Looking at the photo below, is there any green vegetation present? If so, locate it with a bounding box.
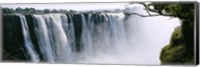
[2,7,123,15]
[160,26,194,64]
[146,2,195,64]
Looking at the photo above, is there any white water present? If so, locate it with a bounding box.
[33,14,73,63]
[21,12,181,64]
[78,13,128,60]
[19,15,40,62]
[75,14,181,64]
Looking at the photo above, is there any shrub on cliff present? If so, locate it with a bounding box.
[160,26,194,64]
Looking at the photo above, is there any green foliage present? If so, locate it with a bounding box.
[151,3,195,64]
[160,26,194,64]
[2,8,15,14]
[170,26,183,46]
[149,2,194,20]
[160,44,186,64]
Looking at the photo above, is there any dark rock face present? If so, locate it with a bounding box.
[72,14,83,52]
[3,15,29,61]
[25,15,44,61]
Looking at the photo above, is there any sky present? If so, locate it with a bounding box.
[0,3,130,11]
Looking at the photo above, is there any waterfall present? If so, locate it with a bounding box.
[18,15,40,62]
[32,15,55,63]
[26,13,127,63]
[78,13,127,58]
[10,12,179,64]
[33,14,73,63]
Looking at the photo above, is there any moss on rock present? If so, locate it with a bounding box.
[160,26,194,64]
[169,26,184,46]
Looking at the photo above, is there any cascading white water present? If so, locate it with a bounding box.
[19,12,180,64]
[79,13,127,59]
[32,15,56,63]
[75,13,133,63]
[33,14,73,63]
[80,14,94,57]
[30,13,128,63]
[18,15,40,62]
[75,13,180,64]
